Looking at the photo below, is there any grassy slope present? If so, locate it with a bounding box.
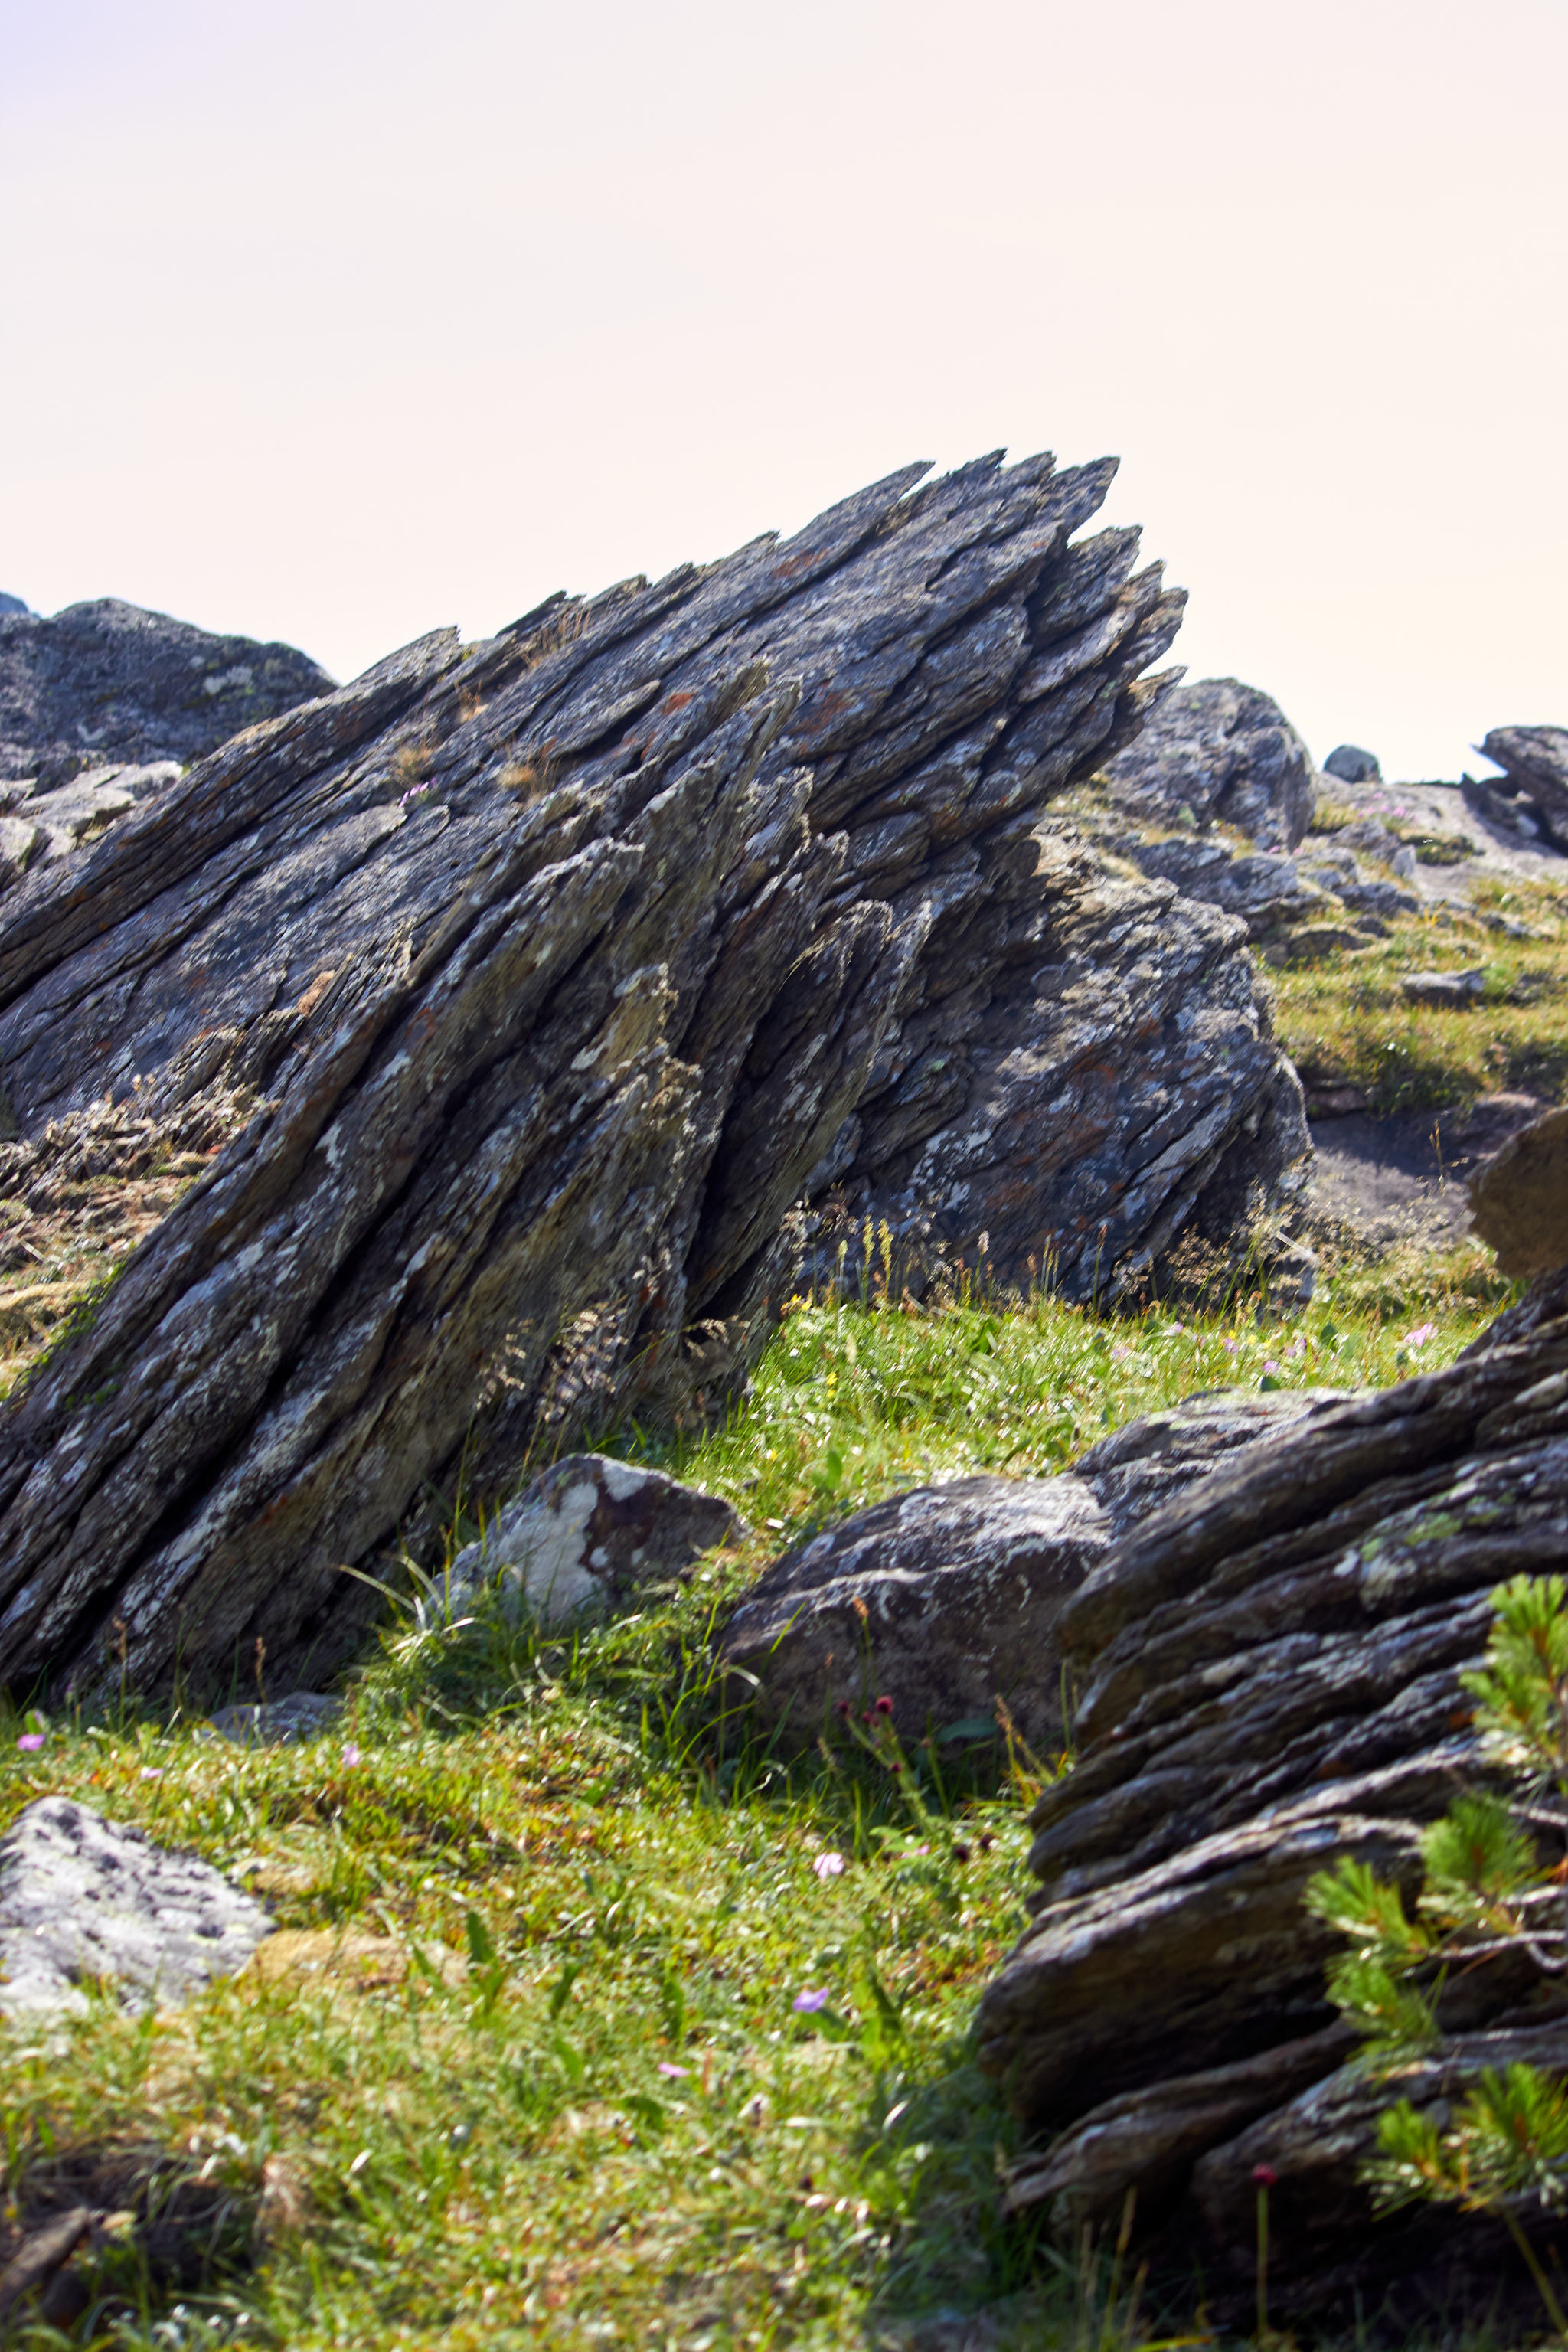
[1272,874,1568,1113]
[1,1261,1517,2351]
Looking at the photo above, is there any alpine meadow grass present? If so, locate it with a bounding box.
[0,1262,1522,2349]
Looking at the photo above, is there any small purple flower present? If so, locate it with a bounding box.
[1262,1359,1281,1375]
[16,1733,44,1752]
[1403,1322,1437,1349]
[139,1766,162,1779]
[792,1987,830,2013]
[657,2060,689,2078]
[813,1851,847,1881]
[1223,1336,1240,1354]
[341,1742,362,1767]
[1111,1342,1132,1363]
[874,1695,893,1717]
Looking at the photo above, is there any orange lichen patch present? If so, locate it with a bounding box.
[243,1928,466,1993]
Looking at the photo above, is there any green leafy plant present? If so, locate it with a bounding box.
[1306,1574,1568,2331]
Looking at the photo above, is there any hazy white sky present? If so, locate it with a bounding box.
[4,0,1565,779]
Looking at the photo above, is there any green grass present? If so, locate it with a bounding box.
[1273,876,1568,1113]
[0,1266,1521,2349]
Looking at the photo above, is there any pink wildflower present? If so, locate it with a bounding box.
[657,2061,689,2078]
[1404,1322,1437,1349]
[16,1733,44,1752]
[341,1742,362,1767]
[813,1851,847,1881]
[792,1988,830,2012]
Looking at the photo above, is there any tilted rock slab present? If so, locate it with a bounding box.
[1481,724,1568,829]
[0,597,335,787]
[0,452,1306,1704]
[1468,1102,1568,1280]
[974,1266,1568,2321]
[0,1796,273,2017]
[720,1391,1337,1753]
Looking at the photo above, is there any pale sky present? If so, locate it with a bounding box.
[4,0,1565,781]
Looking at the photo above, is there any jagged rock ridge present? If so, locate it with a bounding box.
[0,451,1307,1704]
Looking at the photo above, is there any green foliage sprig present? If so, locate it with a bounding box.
[1306,1575,1568,2331]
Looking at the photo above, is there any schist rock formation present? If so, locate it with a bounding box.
[0,451,1311,1704]
[975,1240,1568,2324]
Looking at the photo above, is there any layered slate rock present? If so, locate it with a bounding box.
[0,598,335,786]
[720,1391,1338,1751]
[1099,677,1318,852]
[0,452,1308,1704]
[0,1796,273,2016]
[446,1454,743,1626]
[974,1264,1568,2322]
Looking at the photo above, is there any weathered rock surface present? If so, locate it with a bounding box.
[0,1796,273,2017]
[446,1453,743,1625]
[0,452,1314,1706]
[1400,965,1485,1006]
[0,598,335,786]
[1323,743,1380,785]
[720,1390,1338,1750]
[1468,1102,1568,1278]
[0,596,29,622]
[0,760,181,887]
[975,1264,1568,2321]
[1481,724,1568,828]
[1099,677,1318,852]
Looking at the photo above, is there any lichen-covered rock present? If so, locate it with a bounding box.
[973,1266,1568,2321]
[1099,677,1318,851]
[0,1797,273,2017]
[0,598,335,787]
[1323,743,1380,785]
[0,452,1309,1704]
[446,1454,744,1625]
[720,1390,1339,1749]
[1468,1102,1568,1277]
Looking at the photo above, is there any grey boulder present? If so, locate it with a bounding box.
[1400,967,1485,1006]
[0,596,335,786]
[1099,677,1318,852]
[720,1389,1341,1751]
[0,595,29,620]
[207,1691,342,1746]
[1468,1102,1568,1278]
[1322,743,1380,785]
[0,1796,273,2017]
[446,1453,744,1626]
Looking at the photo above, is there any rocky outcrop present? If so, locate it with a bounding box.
[0,1796,274,2017]
[720,1390,1338,1750]
[446,1453,743,1626]
[0,452,1312,1706]
[1099,678,1318,853]
[975,1262,1568,2323]
[1480,724,1568,831]
[0,598,335,786]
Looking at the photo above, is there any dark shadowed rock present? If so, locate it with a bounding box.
[974,1266,1568,2321]
[1099,678,1318,851]
[1468,1102,1568,1277]
[720,1390,1338,1749]
[1480,724,1568,825]
[0,453,1312,1706]
[1322,743,1380,785]
[0,1797,273,2017]
[446,1453,744,1625]
[0,598,335,786]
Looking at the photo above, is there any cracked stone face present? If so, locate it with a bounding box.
[0,1797,274,2017]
